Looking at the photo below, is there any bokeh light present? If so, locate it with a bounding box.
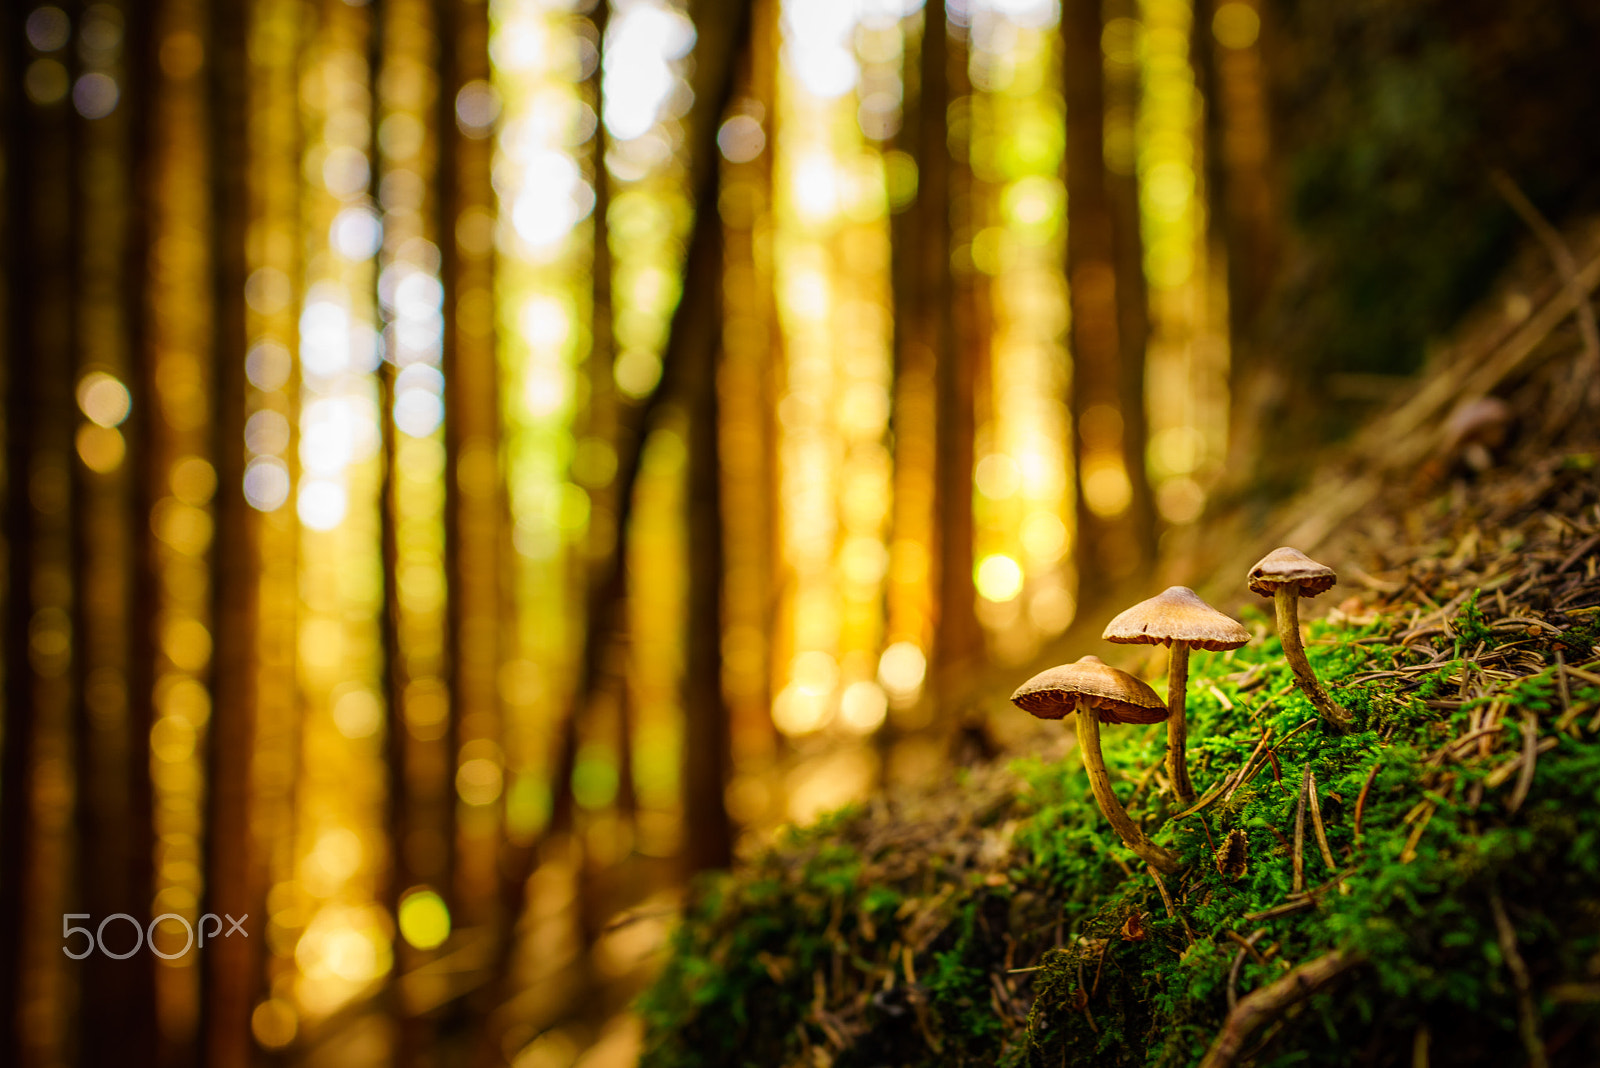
[397,888,452,950]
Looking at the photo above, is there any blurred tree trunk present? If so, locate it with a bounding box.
[681,203,733,876]
[1104,0,1159,570]
[368,4,429,1065]
[378,357,425,1064]
[585,0,640,834]
[71,5,159,1066]
[2,0,90,1058]
[200,0,262,1064]
[116,1,163,1058]
[713,0,780,812]
[435,0,504,952]
[1,5,71,1061]
[882,3,947,749]
[1062,0,1151,609]
[437,0,514,1040]
[923,0,982,695]
[1195,0,1287,491]
[884,30,925,756]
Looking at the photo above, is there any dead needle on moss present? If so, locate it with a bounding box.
[1508,712,1541,812]
[1354,763,1381,838]
[1308,770,1336,869]
[1293,766,1310,893]
[1225,929,1269,1011]
[1399,801,1437,863]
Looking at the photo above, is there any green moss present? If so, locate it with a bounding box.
[638,605,1600,1067]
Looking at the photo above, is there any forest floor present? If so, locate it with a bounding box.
[634,226,1600,1066]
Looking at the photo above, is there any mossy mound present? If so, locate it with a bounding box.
[638,449,1600,1066]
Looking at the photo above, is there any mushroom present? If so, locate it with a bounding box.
[1103,586,1250,806]
[1443,396,1512,473]
[1247,547,1353,731]
[1011,656,1182,873]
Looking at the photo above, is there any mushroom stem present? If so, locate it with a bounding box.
[1166,642,1195,805]
[1273,587,1353,731]
[1074,700,1182,873]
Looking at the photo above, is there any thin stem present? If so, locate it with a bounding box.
[1274,587,1352,731]
[1166,641,1194,805]
[1075,701,1181,873]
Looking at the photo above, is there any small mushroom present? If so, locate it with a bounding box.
[1443,396,1513,473]
[1247,547,1353,731]
[1103,586,1249,806]
[1011,656,1182,873]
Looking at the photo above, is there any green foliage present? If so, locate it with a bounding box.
[1267,0,1600,382]
[638,613,1600,1066]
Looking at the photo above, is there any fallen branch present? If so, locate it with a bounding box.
[1197,949,1368,1068]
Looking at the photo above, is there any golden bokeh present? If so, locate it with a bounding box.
[3,0,1245,1062]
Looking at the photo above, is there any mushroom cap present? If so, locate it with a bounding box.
[1444,396,1512,451]
[1248,546,1337,598]
[1102,585,1250,651]
[1009,655,1167,725]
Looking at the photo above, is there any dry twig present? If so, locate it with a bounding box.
[1225,929,1268,1011]
[1197,950,1367,1068]
[1147,866,1193,946]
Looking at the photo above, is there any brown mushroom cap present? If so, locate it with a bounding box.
[1009,655,1167,725]
[1248,546,1337,598]
[1444,396,1512,451]
[1102,586,1250,651]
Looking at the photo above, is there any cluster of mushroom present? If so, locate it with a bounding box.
[1010,547,1349,874]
